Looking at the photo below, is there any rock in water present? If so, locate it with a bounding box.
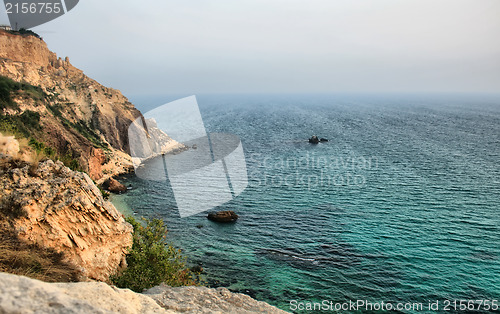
[320,138,328,142]
[104,177,127,193]
[207,211,239,223]
[308,135,319,144]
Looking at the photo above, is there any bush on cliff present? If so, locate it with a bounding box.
[111,217,201,292]
[0,75,45,110]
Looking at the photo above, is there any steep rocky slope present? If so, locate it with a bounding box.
[0,155,133,281]
[0,30,183,182]
[0,272,289,313]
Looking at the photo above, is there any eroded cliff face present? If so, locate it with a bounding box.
[0,157,133,281]
[0,30,183,183]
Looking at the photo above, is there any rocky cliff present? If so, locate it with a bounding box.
[0,272,289,313]
[0,155,133,281]
[0,30,183,183]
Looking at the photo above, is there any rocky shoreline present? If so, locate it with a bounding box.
[0,30,287,313]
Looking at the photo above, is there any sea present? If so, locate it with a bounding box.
[111,94,500,313]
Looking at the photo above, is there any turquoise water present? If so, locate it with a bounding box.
[115,94,500,312]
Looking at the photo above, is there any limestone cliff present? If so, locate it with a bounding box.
[0,30,183,183]
[0,157,133,281]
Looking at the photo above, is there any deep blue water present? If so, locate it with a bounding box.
[114,94,500,312]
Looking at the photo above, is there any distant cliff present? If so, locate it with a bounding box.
[0,30,183,183]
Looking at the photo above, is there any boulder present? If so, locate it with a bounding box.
[0,133,20,157]
[207,211,238,223]
[308,135,319,144]
[104,177,127,193]
[320,138,328,142]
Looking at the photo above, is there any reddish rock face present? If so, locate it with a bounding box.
[88,148,107,181]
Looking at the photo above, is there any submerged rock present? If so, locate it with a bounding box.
[308,135,319,144]
[309,135,328,144]
[207,210,239,223]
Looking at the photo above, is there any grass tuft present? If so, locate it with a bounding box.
[0,217,80,282]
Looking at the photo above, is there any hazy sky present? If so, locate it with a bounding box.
[2,0,500,96]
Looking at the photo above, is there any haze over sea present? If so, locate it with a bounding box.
[112,94,500,312]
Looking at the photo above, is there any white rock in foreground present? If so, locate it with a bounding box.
[0,272,167,313]
[145,284,289,313]
[0,272,289,314]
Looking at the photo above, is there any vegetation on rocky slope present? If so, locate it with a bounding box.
[112,217,202,292]
[0,75,44,110]
[0,75,90,171]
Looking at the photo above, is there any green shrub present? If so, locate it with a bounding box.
[98,185,110,200]
[47,104,63,118]
[112,217,201,292]
[28,138,82,171]
[10,28,41,39]
[0,110,41,138]
[0,76,20,110]
[0,76,45,110]
[58,153,81,172]
[19,110,40,130]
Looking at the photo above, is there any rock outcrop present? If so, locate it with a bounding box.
[0,272,289,314]
[0,158,133,281]
[103,177,127,193]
